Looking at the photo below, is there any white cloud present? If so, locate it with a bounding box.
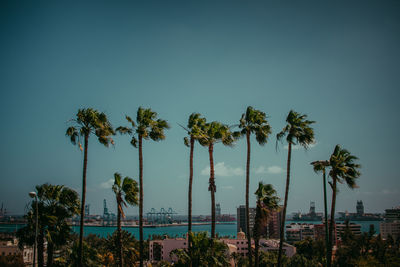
[254,165,285,174]
[100,179,114,189]
[201,162,244,177]
[284,142,318,150]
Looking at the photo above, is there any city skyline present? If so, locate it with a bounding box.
[1,1,400,216]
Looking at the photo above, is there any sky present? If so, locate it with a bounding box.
[1,0,399,217]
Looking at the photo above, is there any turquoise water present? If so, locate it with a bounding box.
[0,221,381,239]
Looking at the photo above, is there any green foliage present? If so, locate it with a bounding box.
[112,172,139,216]
[238,106,272,145]
[276,110,315,148]
[0,255,25,267]
[170,232,230,267]
[66,108,115,147]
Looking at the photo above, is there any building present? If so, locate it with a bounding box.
[380,206,400,239]
[356,200,364,216]
[0,234,34,266]
[237,205,256,236]
[380,221,400,239]
[149,232,296,265]
[285,223,316,243]
[336,222,362,240]
[384,207,400,221]
[216,203,221,219]
[237,205,281,238]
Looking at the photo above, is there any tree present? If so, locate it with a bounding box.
[237,106,272,266]
[112,172,139,267]
[253,182,279,267]
[182,113,206,266]
[170,232,230,267]
[276,110,315,267]
[327,145,361,266]
[198,121,236,239]
[17,184,80,267]
[66,108,114,266]
[117,107,169,267]
[311,159,330,267]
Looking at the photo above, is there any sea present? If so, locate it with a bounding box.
[0,221,381,239]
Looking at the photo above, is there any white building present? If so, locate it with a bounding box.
[0,237,34,266]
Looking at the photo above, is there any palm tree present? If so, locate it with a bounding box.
[310,160,330,267]
[17,184,80,267]
[238,106,271,266]
[254,182,280,267]
[66,108,114,266]
[327,145,361,266]
[116,107,169,267]
[182,113,206,264]
[199,121,236,239]
[276,110,315,267]
[112,172,139,267]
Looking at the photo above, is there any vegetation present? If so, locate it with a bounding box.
[182,113,206,265]
[17,183,80,267]
[7,108,398,267]
[117,107,169,267]
[66,108,114,266]
[198,121,236,239]
[327,145,361,267]
[170,232,230,267]
[237,106,272,266]
[276,110,315,267]
[112,173,139,267]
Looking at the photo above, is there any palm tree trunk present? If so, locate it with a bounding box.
[254,203,261,267]
[117,199,123,267]
[38,227,44,267]
[78,133,88,267]
[139,135,144,267]
[208,143,216,239]
[47,242,54,267]
[328,178,337,266]
[245,131,252,266]
[277,142,292,267]
[188,136,194,267]
[323,169,330,267]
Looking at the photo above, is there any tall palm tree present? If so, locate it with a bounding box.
[116,107,169,267]
[112,172,139,267]
[276,110,315,267]
[182,113,206,264]
[198,121,236,239]
[327,145,361,266]
[66,108,114,266]
[310,160,330,267]
[238,106,271,266]
[254,182,279,267]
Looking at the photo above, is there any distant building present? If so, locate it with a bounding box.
[356,200,364,216]
[237,205,281,238]
[237,205,255,237]
[380,221,400,239]
[286,223,316,243]
[380,206,400,239]
[384,207,400,221]
[336,223,362,240]
[216,203,221,219]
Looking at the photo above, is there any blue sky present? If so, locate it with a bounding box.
[1,0,399,216]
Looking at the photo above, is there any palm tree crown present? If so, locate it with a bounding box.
[112,173,139,215]
[276,110,315,147]
[116,107,169,146]
[238,106,272,144]
[255,182,280,210]
[329,145,361,188]
[199,121,236,148]
[183,113,206,147]
[66,108,115,148]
